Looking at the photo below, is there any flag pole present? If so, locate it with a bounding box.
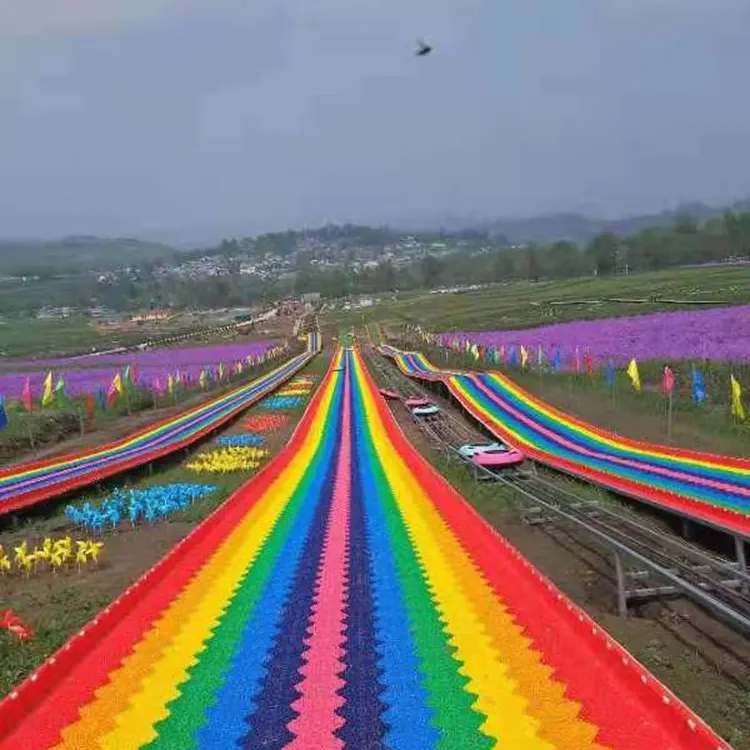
[667,392,673,443]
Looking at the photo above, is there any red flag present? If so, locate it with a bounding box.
[131,364,139,384]
[584,353,594,377]
[86,393,95,418]
[21,376,33,412]
[663,366,675,396]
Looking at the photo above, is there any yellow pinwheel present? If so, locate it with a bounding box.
[86,541,105,564]
[75,541,89,567]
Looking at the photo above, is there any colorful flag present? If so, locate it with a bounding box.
[54,375,67,406]
[85,393,95,418]
[731,375,745,421]
[626,358,641,392]
[662,366,675,397]
[520,345,529,368]
[21,376,33,412]
[605,360,616,387]
[111,373,123,396]
[0,397,7,431]
[584,353,594,377]
[691,368,706,404]
[42,371,54,407]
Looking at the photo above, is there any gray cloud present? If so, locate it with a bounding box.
[0,0,748,240]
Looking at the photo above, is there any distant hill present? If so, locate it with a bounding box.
[0,236,180,276]
[405,199,750,245]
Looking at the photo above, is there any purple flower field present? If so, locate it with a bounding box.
[439,305,750,366]
[0,341,277,399]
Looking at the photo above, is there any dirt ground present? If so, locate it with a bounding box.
[386,387,750,750]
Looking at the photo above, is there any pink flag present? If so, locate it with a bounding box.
[153,376,163,396]
[663,366,675,396]
[21,376,33,412]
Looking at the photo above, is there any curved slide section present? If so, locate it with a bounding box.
[381,345,750,538]
[0,335,321,515]
[0,347,728,749]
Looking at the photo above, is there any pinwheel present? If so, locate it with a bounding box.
[13,541,28,566]
[243,413,288,433]
[86,541,105,563]
[216,433,265,447]
[259,396,303,410]
[0,609,33,641]
[186,447,269,474]
[65,484,217,532]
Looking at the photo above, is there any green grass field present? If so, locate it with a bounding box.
[327,265,750,333]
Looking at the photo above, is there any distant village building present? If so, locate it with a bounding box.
[129,310,172,323]
[301,292,321,303]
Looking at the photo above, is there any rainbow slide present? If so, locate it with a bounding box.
[381,345,750,538]
[0,338,321,515]
[0,347,728,749]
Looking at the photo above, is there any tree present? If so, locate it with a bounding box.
[421,254,444,288]
[586,232,618,275]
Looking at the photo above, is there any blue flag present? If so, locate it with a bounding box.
[0,397,7,431]
[509,346,518,367]
[605,360,616,387]
[692,367,706,404]
[553,350,562,373]
[97,388,107,410]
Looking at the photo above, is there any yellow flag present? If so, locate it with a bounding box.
[199,370,208,389]
[731,375,745,421]
[626,358,641,392]
[167,374,174,395]
[520,345,529,368]
[237,360,244,375]
[111,373,123,395]
[42,371,54,407]
[218,363,225,380]
[471,344,480,361]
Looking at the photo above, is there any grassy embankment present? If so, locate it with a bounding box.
[327,264,750,332]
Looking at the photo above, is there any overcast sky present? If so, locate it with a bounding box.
[1,0,749,241]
